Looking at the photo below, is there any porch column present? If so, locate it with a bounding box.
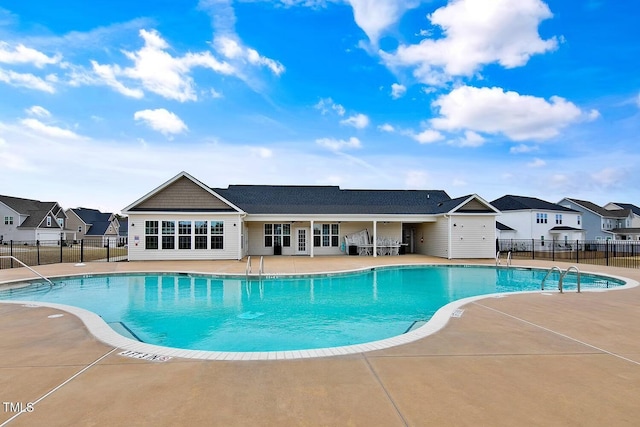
[310,220,314,258]
[373,220,377,257]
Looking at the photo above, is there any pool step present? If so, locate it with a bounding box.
[108,322,143,342]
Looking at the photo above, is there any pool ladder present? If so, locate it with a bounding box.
[541,265,581,293]
[495,251,512,267]
[0,255,55,287]
[245,256,265,281]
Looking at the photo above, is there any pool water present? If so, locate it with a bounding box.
[0,266,624,352]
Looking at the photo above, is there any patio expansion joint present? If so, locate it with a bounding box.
[0,347,119,427]
[473,301,640,367]
[361,353,409,427]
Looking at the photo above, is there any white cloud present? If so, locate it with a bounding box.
[412,129,444,144]
[316,136,362,151]
[214,36,284,75]
[455,130,485,147]
[250,147,273,158]
[134,108,188,136]
[340,113,370,129]
[431,86,584,141]
[25,106,51,118]
[0,68,56,93]
[210,88,223,99]
[20,118,82,140]
[378,123,395,132]
[315,98,345,116]
[391,83,406,99]
[527,158,546,168]
[85,29,236,102]
[510,144,539,154]
[90,61,144,99]
[347,0,420,44]
[0,41,61,68]
[381,0,557,85]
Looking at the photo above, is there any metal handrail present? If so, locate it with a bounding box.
[496,251,512,267]
[0,256,55,287]
[258,256,264,281]
[559,265,581,293]
[245,256,251,281]
[541,266,563,291]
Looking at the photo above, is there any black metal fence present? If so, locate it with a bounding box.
[0,238,128,269]
[497,239,640,269]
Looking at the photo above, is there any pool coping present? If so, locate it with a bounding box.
[1,263,638,361]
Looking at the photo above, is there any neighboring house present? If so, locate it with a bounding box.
[492,195,584,245]
[0,195,70,243]
[65,207,121,246]
[496,221,516,240]
[603,202,640,240]
[123,172,500,261]
[558,198,634,240]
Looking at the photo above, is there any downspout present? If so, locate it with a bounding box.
[238,213,247,260]
[310,220,314,258]
[445,214,452,259]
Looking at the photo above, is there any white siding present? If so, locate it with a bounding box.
[417,221,449,258]
[127,213,242,261]
[449,215,495,258]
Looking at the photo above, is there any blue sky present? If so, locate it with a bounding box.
[0,0,638,214]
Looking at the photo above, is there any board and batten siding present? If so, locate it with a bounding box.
[127,213,242,261]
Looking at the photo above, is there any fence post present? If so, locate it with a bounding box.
[37,240,41,265]
[106,239,110,262]
[605,240,609,266]
[80,239,84,263]
[552,238,555,261]
[532,239,535,260]
[60,236,63,263]
[576,239,579,264]
[10,240,13,268]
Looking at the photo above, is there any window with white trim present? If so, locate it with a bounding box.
[162,221,175,249]
[178,221,191,249]
[46,217,52,227]
[194,221,207,249]
[4,216,13,225]
[555,214,562,225]
[536,213,548,224]
[264,223,290,247]
[211,221,224,249]
[145,221,158,249]
[313,223,339,247]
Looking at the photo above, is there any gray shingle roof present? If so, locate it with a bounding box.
[491,195,577,212]
[71,208,114,236]
[0,194,58,228]
[609,203,640,216]
[214,185,454,215]
[564,198,630,218]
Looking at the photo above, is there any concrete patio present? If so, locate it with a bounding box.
[1,256,640,426]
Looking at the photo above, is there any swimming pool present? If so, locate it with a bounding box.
[0,265,629,359]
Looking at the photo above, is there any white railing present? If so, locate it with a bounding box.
[0,256,55,286]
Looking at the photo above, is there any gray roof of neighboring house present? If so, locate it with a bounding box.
[491,195,577,213]
[496,221,514,231]
[0,194,59,228]
[564,198,630,218]
[71,208,114,236]
[213,185,458,215]
[609,203,640,216]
